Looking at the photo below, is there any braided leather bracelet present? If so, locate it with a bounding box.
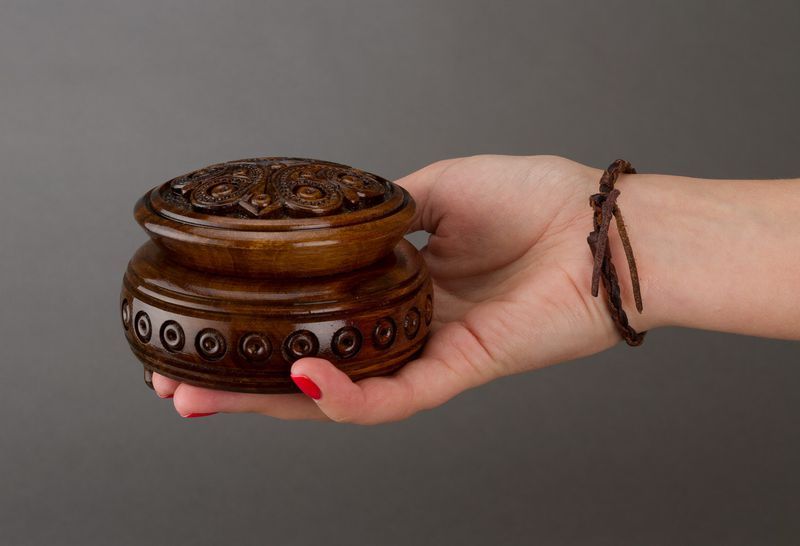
[587,159,646,346]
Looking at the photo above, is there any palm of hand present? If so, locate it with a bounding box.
[411,155,617,384]
[152,155,620,423]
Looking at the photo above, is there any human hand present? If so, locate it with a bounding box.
[152,155,658,423]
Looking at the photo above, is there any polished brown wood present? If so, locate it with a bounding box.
[136,157,415,277]
[121,157,432,393]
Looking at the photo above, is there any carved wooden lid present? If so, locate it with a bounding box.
[134,157,415,277]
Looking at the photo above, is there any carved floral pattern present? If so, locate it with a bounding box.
[166,158,389,218]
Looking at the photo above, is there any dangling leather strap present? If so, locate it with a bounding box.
[587,159,646,346]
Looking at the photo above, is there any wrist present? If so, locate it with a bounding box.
[612,171,800,339]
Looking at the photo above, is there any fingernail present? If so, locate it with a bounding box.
[291,374,322,400]
[182,412,217,418]
[159,394,174,399]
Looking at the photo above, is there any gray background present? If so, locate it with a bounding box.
[1,1,798,544]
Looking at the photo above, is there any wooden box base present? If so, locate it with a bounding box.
[121,240,433,393]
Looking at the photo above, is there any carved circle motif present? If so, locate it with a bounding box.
[336,172,385,196]
[424,294,433,325]
[166,158,389,219]
[239,333,272,364]
[372,317,397,349]
[404,308,421,339]
[332,326,363,359]
[196,329,227,361]
[283,330,319,362]
[190,164,264,212]
[250,193,271,208]
[275,171,342,216]
[121,299,131,330]
[134,311,152,343]
[160,320,185,353]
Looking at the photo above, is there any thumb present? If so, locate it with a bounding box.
[394,158,460,234]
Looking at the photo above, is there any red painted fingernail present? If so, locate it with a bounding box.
[183,412,217,418]
[291,374,322,400]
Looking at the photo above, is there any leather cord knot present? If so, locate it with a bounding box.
[587,159,646,346]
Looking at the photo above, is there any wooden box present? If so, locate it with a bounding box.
[121,158,432,393]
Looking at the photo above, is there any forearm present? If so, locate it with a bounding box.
[608,171,800,340]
